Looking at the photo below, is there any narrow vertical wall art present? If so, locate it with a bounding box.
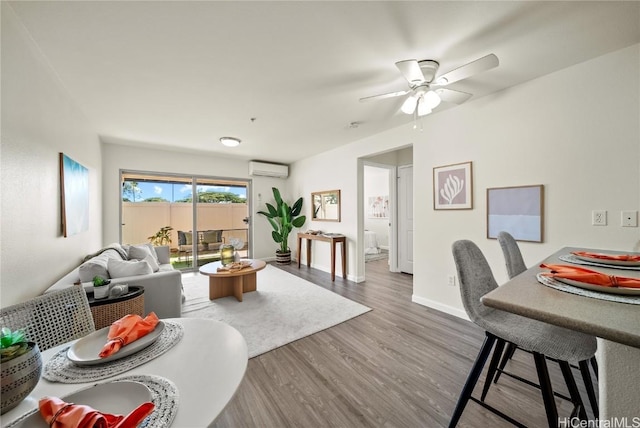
[60,153,89,237]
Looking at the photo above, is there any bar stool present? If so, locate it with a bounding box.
[495,231,599,418]
[450,240,596,427]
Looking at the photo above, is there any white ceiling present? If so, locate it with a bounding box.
[7,1,640,164]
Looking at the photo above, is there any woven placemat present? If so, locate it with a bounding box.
[44,321,184,383]
[559,254,640,271]
[5,374,178,428]
[536,273,640,305]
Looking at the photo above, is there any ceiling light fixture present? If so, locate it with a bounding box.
[400,95,419,114]
[220,137,241,147]
[401,87,441,117]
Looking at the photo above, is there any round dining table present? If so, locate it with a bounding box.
[1,318,248,427]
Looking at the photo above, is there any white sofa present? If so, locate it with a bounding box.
[46,243,183,319]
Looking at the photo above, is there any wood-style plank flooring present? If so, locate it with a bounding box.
[212,258,597,428]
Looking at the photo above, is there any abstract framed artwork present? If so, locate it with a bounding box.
[433,161,473,210]
[368,195,389,218]
[486,184,544,242]
[59,153,89,237]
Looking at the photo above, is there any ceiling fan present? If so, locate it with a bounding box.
[360,54,499,117]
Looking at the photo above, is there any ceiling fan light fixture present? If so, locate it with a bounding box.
[220,136,241,147]
[423,90,441,109]
[400,95,418,114]
[417,98,432,117]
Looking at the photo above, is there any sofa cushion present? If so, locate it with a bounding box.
[107,258,153,278]
[178,231,193,246]
[202,230,222,244]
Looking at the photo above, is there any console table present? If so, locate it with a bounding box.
[297,233,346,281]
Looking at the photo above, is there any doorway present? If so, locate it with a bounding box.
[360,146,413,281]
[120,171,251,271]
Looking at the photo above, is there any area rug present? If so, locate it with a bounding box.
[365,250,388,262]
[181,264,371,358]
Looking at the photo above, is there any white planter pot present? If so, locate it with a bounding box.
[93,285,110,299]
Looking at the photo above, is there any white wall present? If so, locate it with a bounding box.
[101,143,286,261]
[1,4,102,305]
[291,43,640,310]
[413,43,639,316]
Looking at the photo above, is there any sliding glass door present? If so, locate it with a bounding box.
[121,171,250,271]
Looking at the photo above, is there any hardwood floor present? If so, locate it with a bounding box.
[212,258,597,428]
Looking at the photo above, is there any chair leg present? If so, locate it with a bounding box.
[533,352,558,428]
[579,360,599,419]
[559,360,588,420]
[590,356,598,380]
[449,332,497,428]
[481,338,506,401]
[493,342,517,384]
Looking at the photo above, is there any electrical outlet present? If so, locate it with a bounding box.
[448,275,456,287]
[592,210,607,226]
[621,211,638,227]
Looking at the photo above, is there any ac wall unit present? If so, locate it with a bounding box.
[248,161,289,178]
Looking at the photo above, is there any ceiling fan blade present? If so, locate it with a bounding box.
[359,90,410,102]
[435,54,499,86]
[435,88,473,105]
[395,60,424,85]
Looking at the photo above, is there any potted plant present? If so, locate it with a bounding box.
[1,328,42,414]
[148,226,173,246]
[258,187,306,264]
[92,275,111,299]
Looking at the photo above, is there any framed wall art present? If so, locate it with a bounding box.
[486,184,544,242]
[60,153,89,237]
[368,195,389,218]
[433,161,473,210]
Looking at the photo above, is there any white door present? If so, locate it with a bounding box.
[398,165,413,274]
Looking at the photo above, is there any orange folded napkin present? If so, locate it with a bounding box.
[540,264,640,288]
[99,312,160,358]
[39,396,154,428]
[572,251,640,262]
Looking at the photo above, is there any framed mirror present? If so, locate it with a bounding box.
[311,190,341,222]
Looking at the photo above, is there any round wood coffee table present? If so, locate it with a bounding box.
[199,259,267,302]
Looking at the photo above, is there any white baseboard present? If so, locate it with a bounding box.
[411,295,470,321]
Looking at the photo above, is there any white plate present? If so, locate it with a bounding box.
[67,321,165,366]
[573,254,640,267]
[8,381,151,428]
[555,277,640,296]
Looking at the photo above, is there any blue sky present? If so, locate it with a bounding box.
[124,181,247,202]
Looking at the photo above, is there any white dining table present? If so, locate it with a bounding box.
[482,247,640,420]
[0,318,248,427]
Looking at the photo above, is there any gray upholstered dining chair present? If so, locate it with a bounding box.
[450,239,596,428]
[0,285,95,351]
[495,231,599,418]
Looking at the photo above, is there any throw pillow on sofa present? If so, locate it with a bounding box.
[143,254,160,272]
[78,249,125,282]
[107,258,153,278]
[127,244,152,260]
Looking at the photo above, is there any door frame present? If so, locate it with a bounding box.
[359,160,399,279]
